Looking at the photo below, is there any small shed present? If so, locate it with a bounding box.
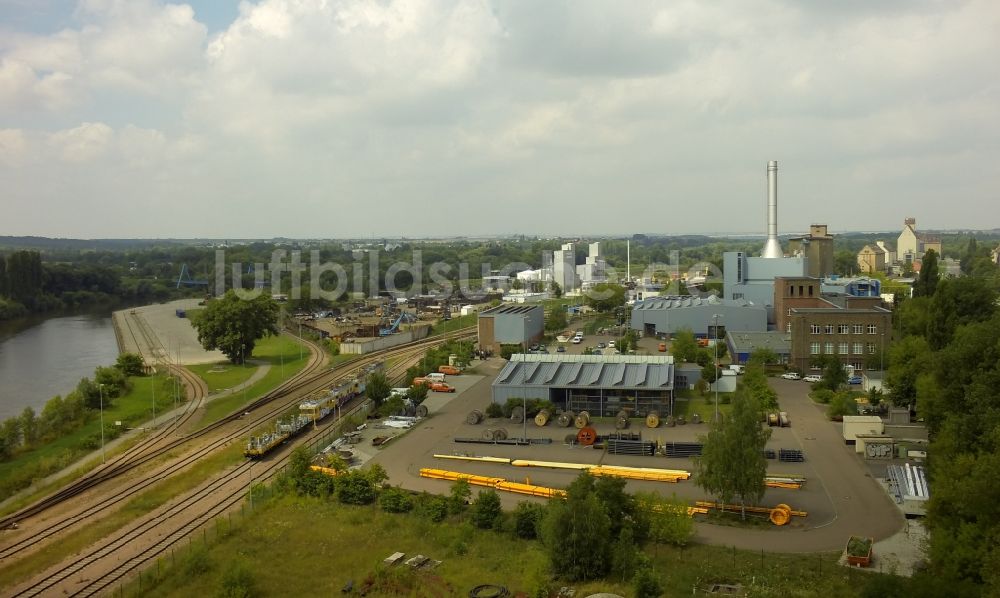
[842,415,884,445]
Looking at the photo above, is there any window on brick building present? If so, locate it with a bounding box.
[810,342,820,355]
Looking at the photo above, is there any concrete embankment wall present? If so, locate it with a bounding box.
[111,310,127,354]
[340,325,431,354]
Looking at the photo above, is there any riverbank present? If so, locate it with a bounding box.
[113,299,225,365]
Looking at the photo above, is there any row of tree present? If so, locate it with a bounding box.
[880,241,1000,594]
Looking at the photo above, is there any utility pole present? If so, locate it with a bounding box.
[99,383,106,464]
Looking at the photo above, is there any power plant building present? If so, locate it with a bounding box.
[491,354,675,417]
[630,295,767,337]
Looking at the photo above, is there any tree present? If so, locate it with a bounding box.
[701,360,718,384]
[634,491,694,549]
[405,383,428,405]
[670,328,699,363]
[379,486,414,513]
[696,393,771,518]
[540,488,611,581]
[610,525,639,582]
[514,501,545,539]
[960,237,979,275]
[115,353,145,377]
[18,407,37,447]
[584,283,626,312]
[191,290,280,364]
[913,249,939,298]
[884,336,932,406]
[551,282,562,298]
[926,276,998,350]
[365,371,391,409]
[545,307,568,332]
[834,250,858,276]
[0,253,7,297]
[94,366,129,398]
[810,355,847,392]
[449,479,471,513]
[336,469,377,504]
[470,489,503,530]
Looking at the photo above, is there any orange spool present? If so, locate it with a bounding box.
[576,426,598,446]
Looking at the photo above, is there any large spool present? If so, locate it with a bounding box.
[510,406,525,424]
[645,411,660,428]
[466,409,483,425]
[576,426,598,446]
[534,409,551,427]
[769,503,792,526]
[575,411,591,429]
[615,410,630,430]
[483,428,508,441]
[557,410,575,427]
[415,404,429,418]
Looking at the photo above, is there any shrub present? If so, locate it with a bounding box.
[470,489,503,530]
[828,392,859,421]
[485,403,504,418]
[423,496,449,522]
[633,565,663,598]
[218,560,256,598]
[336,470,376,505]
[812,388,836,404]
[514,502,545,539]
[379,486,414,513]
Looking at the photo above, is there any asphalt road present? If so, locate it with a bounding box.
[366,360,904,553]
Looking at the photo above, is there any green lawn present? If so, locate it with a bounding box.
[193,335,354,429]
[430,313,477,336]
[672,394,735,422]
[0,374,182,505]
[187,362,257,394]
[127,494,877,598]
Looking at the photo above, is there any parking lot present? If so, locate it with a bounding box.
[354,357,903,553]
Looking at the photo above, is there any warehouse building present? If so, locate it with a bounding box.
[492,354,675,418]
[726,331,791,365]
[629,295,766,338]
[477,304,544,353]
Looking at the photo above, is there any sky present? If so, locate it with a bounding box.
[1,0,998,239]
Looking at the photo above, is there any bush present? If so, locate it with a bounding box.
[115,352,145,376]
[470,489,503,530]
[336,470,376,505]
[379,486,414,513]
[422,496,449,522]
[812,388,836,404]
[218,560,256,598]
[828,392,859,421]
[514,502,545,539]
[485,403,503,418]
[633,565,663,598]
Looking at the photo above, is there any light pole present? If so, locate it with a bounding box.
[98,383,106,464]
[713,314,722,423]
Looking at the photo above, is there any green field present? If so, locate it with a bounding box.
[126,494,876,598]
[671,394,735,422]
[187,361,257,394]
[194,334,315,428]
[430,313,477,336]
[0,373,182,505]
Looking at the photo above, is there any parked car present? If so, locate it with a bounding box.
[803,374,823,383]
[847,376,863,385]
[780,372,802,380]
[571,337,582,344]
[608,340,616,348]
[556,346,566,353]
[438,365,461,376]
[596,342,607,349]
[430,382,456,393]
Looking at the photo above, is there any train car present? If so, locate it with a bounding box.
[245,361,386,459]
[244,413,312,458]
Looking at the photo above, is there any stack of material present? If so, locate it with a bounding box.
[662,442,704,458]
[778,448,805,462]
[606,437,655,456]
[762,448,777,459]
[765,474,806,490]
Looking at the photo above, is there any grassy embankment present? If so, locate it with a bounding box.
[429,313,477,336]
[125,494,875,598]
[0,373,183,508]
[0,444,245,590]
[192,335,357,429]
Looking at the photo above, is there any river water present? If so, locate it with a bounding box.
[0,312,119,421]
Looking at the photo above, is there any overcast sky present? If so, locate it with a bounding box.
[1,0,997,239]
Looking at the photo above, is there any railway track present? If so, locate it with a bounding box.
[0,329,474,571]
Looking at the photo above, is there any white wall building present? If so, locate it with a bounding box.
[553,243,578,293]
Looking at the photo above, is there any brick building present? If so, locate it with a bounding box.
[776,277,892,373]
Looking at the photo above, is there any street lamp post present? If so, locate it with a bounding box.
[713,314,722,423]
[98,383,106,464]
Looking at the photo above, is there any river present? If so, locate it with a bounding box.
[0,311,119,421]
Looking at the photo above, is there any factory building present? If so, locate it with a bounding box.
[629,295,767,338]
[492,354,675,417]
[553,243,579,293]
[725,331,791,365]
[787,300,891,374]
[787,224,835,278]
[477,304,544,353]
[576,242,608,290]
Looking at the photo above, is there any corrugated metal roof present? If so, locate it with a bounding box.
[480,304,543,317]
[633,295,754,311]
[493,354,674,391]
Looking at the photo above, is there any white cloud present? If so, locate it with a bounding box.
[1,0,999,237]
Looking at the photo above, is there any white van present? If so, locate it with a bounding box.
[427,372,446,382]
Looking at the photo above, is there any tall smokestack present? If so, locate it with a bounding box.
[761,160,783,258]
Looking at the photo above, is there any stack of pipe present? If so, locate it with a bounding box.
[662,442,704,458]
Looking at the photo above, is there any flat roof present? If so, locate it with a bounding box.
[479,304,543,316]
[726,331,791,354]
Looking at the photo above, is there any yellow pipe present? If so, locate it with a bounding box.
[695,500,807,517]
[509,459,592,470]
[433,454,513,464]
[509,459,691,479]
[309,465,342,477]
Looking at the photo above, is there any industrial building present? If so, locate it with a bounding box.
[629,295,767,338]
[476,304,544,353]
[553,243,578,293]
[491,354,675,417]
[725,331,791,365]
[787,224,835,278]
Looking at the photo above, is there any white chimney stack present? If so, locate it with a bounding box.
[761,160,783,259]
